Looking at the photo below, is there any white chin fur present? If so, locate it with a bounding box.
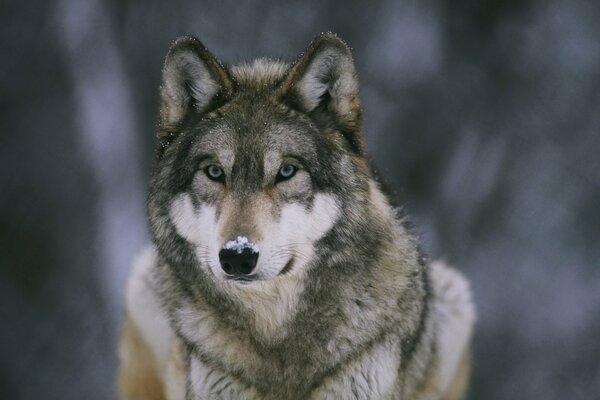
[168,192,340,282]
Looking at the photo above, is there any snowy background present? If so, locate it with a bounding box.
[1,1,599,399]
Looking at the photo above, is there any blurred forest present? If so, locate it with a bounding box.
[1,0,599,399]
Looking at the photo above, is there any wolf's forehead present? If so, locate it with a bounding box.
[230,58,289,88]
[197,118,315,158]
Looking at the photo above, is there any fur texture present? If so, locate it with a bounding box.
[118,33,475,400]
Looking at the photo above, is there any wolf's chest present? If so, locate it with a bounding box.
[185,338,403,400]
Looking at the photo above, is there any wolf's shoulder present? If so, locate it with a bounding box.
[125,245,173,370]
[429,261,474,321]
[428,260,475,394]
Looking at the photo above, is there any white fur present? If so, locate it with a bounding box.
[312,338,400,399]
[125,246,173,374]
[430,261,475,393]
[189,357,261,399]
[257,193,340,279]
[169,193,223,279]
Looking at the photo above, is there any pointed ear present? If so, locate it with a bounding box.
[280,33,363,154]
[159,36,234,130]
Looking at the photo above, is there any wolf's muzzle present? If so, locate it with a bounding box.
[219,247,258,277]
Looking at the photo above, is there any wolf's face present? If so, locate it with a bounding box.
[149,35,370,289]
[166,103,343,283]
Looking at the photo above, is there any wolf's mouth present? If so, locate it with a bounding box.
[224,257,295,284]
[228,277,256,285]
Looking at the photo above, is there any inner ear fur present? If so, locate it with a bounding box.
[280,33,363,155]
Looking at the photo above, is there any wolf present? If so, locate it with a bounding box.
[118,33,475,400]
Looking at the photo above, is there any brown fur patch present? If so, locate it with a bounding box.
[440,347,471,400]
[409,354,442,400]
[118,316,165,400]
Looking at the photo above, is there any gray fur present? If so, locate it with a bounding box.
[119,33,475,400]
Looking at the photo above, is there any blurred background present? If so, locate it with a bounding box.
[1,0,599,398]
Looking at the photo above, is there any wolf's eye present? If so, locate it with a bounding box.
[205,165,224,182]
[276,164,297,183]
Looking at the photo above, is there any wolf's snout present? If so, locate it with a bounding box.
[219,247,258,276]
[219,237,259,277]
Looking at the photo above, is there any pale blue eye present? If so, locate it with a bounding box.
[277,164,297,181]
[205,165,224,181]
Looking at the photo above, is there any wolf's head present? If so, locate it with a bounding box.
[148,34,390,291]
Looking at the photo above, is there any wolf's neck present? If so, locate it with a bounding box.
[221,273,308,341]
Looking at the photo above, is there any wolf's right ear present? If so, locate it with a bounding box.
[159,36,234,131]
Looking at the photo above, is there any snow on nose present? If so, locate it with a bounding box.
[222,236,259,254]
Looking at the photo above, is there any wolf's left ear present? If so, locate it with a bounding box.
[160,36,234,129]
[280,33,363,154]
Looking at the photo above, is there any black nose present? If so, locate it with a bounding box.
[219,247,259,276]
